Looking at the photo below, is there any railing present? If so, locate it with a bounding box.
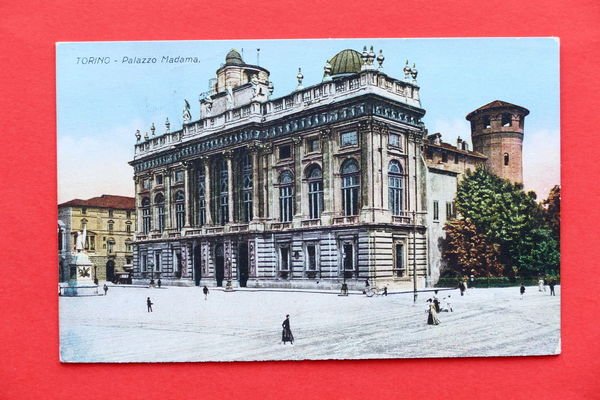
[270,222,292,230]
[230,224,249,232]
[392,212,411,224]
[333,215,359,225]
[301,219,321,227]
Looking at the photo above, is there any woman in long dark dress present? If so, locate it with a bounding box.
[282,314,294,344]
[426,299,440,325]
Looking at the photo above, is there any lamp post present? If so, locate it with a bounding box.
[148,260,155,285]
[413,210,417,303]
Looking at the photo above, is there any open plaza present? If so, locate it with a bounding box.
[59,285,560,362]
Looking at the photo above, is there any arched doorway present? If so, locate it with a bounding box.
[193,244,202,286]
[238,242,248,287]
[215,243,224,287]
[106,259,115,282]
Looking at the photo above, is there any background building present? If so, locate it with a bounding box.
[58,195,136,283]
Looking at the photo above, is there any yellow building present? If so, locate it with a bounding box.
[58,195,136,283]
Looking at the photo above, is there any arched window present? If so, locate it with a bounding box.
[483,115,491,129]
[501,113,512,127]
[219,159,229,225]
[197,169,206,226]
[504,152,510,166]
[279,170,294,222]
[388,160,404,215]
[142,197,151,234]
[175,190,185,231]
[241,153,253,223]
[341,159,360,216]
[306,165,323,220]
[155,193,165,232]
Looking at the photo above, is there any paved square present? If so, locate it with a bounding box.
[59,285,560,362]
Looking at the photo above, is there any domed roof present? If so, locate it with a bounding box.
[225,49,244,65]
[329,49,363,77]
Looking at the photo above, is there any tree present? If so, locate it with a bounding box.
[442,218,503,277]
[542,185,560,241]
[443,167,559,278]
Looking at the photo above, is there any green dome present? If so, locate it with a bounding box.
[329,49,363,77]
[225,49,244,65]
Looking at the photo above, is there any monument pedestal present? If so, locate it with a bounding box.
[62,252,98,296]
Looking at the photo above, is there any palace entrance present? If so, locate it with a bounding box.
[215,243,224,287]
[238,242,249,287]
[193,244,202,286]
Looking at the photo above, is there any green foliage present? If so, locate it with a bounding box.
[442,167,560,279]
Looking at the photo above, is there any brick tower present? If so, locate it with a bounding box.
[466,100,529,184]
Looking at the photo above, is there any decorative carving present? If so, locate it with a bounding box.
[291,136,301,145]
[320,127,332,139]
[183,99,192,123]
[223,150,233,159]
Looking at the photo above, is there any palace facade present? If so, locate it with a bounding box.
[129,47,527,289]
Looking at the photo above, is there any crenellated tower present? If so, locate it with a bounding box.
[466,100,529,184]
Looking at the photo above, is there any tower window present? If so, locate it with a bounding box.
[502,113,512,127]
[504,153,510,166]
[483,116,491,129]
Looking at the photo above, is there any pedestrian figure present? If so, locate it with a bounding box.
[281,314,294,344]
[203,285,209,300]
[426,299,440,325]
[458,280,466,296]
[442,295,453,312]
[341,283,348,296]
[365,279,370,288]
[147,297,153,312]
[549,280,556,296]
[538,278,545,292]
[103,283,108,296]
[520,283,526,299]
[157,278,162,288]
[383,286,388,296]
[433,290,441,313]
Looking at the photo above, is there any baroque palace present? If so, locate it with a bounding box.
[129,47,528,289]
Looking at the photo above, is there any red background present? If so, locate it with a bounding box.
[1,1,599,399]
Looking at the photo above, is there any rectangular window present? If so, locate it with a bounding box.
[108,209,114,217]
[89,236,95,251]
[142,178,151,190]
[81,207,87,215]
[340,131,358,147]
[141,254,147,272]
[395,243,405,277]
[174,170,184,183]
[388,133,401,148]
[126,211,131,219]
[155,252,161,272]
[306,137,320,153]
[342,243,354,278]
[446,201,453,220]
[433,200,439,221]
[126,224,131,233]
[279,144,292,160]
[155,174,163,185]
[306,244,317,271]
[280,247,290,271]
[108,222,114,232]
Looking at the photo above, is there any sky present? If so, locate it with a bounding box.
[56,38,559,203]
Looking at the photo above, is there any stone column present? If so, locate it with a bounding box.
[260,143,273,220]
[359,119,374,212]
[250,144,260,220]
[183,162,191,228]
[164,168,172,229]
[203,157,213,225]
[320,128,333,225]
[292,136,302,226]
[225,150,234,224]
[134,176,143,233]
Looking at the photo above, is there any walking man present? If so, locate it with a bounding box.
[281,314,294,344]
[103,283,108,296]
[147,297,153,312]
[459,280,466,296]
[549,280,556,296]
[203,285,209,300]
[520,283,526,300]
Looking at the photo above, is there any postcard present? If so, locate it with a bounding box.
[57,38,560,362]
